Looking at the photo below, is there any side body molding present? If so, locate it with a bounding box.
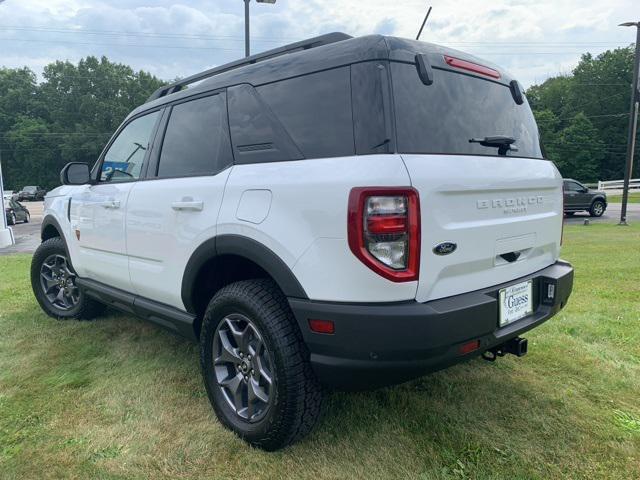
[181,234,309,314]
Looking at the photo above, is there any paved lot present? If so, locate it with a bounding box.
[1,201,638,256]
[2,201,44,255]
[564,202,640,225]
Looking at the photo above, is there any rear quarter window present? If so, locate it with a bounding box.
[391,63,543,159]
[256,67,355,159]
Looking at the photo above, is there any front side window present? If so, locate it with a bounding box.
[564,181,584,192]
[100,111,160,182]
[157,94,233,178]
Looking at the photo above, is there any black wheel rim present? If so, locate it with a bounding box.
[39,254,80,311]
[212,313,274,423]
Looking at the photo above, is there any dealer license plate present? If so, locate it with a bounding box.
[499,280,533,326]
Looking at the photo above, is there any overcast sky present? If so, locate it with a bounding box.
[0,0,636,87]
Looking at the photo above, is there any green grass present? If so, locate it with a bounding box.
[1,224,639,479]
[608,192,640,203]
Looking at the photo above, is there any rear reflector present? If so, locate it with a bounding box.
[309,319,335,335]
[444,55,501,79]
[459,339,480,355]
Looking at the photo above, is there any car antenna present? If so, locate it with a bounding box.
[416,5,432,40]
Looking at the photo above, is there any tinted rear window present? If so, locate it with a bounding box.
[391,63,543,159]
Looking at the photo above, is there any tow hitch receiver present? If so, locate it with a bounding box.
[482,337,528,362]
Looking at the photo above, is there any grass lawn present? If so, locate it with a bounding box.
[608,192,640,203]
[1,224,639,479]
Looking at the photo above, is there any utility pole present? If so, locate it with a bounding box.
[619,21,640,225]
[243,0,276,58]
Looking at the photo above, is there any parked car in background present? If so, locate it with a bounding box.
[18,186,46,201]
[563,179,607,217]
[5,198,30,225]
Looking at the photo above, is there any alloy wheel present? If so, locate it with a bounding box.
[39,254,80,310]
[593,202,604,216]
[212,313,274,422]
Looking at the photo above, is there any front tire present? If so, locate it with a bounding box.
[590,200,605,217]
[7,213,16,225]
[30,237,106,320]
[24,212,30,223]
[200,279,322,451]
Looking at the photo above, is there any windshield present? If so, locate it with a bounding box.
[23,186,37,192]
[391,63,543,159]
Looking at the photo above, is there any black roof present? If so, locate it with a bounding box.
[129,33,514,120]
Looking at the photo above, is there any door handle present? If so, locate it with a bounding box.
[171,200,204,211]
[100,200,121,209]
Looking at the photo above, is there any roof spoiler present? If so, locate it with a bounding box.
[146,32,353,103]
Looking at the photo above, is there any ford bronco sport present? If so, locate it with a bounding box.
[31,33,574,450]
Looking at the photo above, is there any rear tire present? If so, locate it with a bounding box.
[589,200,605,217]
[200,279,322,451]
[31,237,106,320]
[564,212,575,217]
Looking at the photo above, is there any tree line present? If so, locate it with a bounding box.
[0,56,164,191]
[0,48,637,191]
[528,45,637,183]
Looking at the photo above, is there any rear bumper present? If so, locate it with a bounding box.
[289,260,573,390]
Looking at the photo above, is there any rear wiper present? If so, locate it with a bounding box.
[469,136,518,156]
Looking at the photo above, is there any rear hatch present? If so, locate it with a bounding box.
[390,56,562,303]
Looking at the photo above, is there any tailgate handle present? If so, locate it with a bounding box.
[500,251,522,263]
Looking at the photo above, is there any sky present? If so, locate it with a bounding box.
[0,0,637,87]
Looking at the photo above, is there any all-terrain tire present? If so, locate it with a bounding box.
[200,279,322,451]
[31,237,106,320]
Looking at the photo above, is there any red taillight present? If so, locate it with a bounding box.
[348,187,420,282]
[308,319,335,334]
[367,215,407,234]
[443,55,501,79]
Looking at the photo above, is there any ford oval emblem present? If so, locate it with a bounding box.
[433,242,457,256]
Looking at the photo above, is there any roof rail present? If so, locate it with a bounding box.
[146,32,353,103]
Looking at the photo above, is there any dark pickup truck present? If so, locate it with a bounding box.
[563,179,607,217]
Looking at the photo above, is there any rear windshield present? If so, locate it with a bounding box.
[391,63,543,159]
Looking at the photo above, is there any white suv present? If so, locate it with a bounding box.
[31,33,574,450]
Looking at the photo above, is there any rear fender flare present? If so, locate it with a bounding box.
[181,234,308,314]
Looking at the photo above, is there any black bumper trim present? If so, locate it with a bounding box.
[289,260,573,390]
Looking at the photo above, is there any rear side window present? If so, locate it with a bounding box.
[391,63,543,159]
[256,67,355,159]
[157,94,232,178]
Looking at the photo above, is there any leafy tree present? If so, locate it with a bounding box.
[1,57,164,191]
[555,113,605,182]
[527,45,637,181]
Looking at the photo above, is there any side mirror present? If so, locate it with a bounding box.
[60,162,91,185]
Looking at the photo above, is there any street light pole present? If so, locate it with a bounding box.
[619,21,640,226]
[242,0,276,58]
[244,0,250,57]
